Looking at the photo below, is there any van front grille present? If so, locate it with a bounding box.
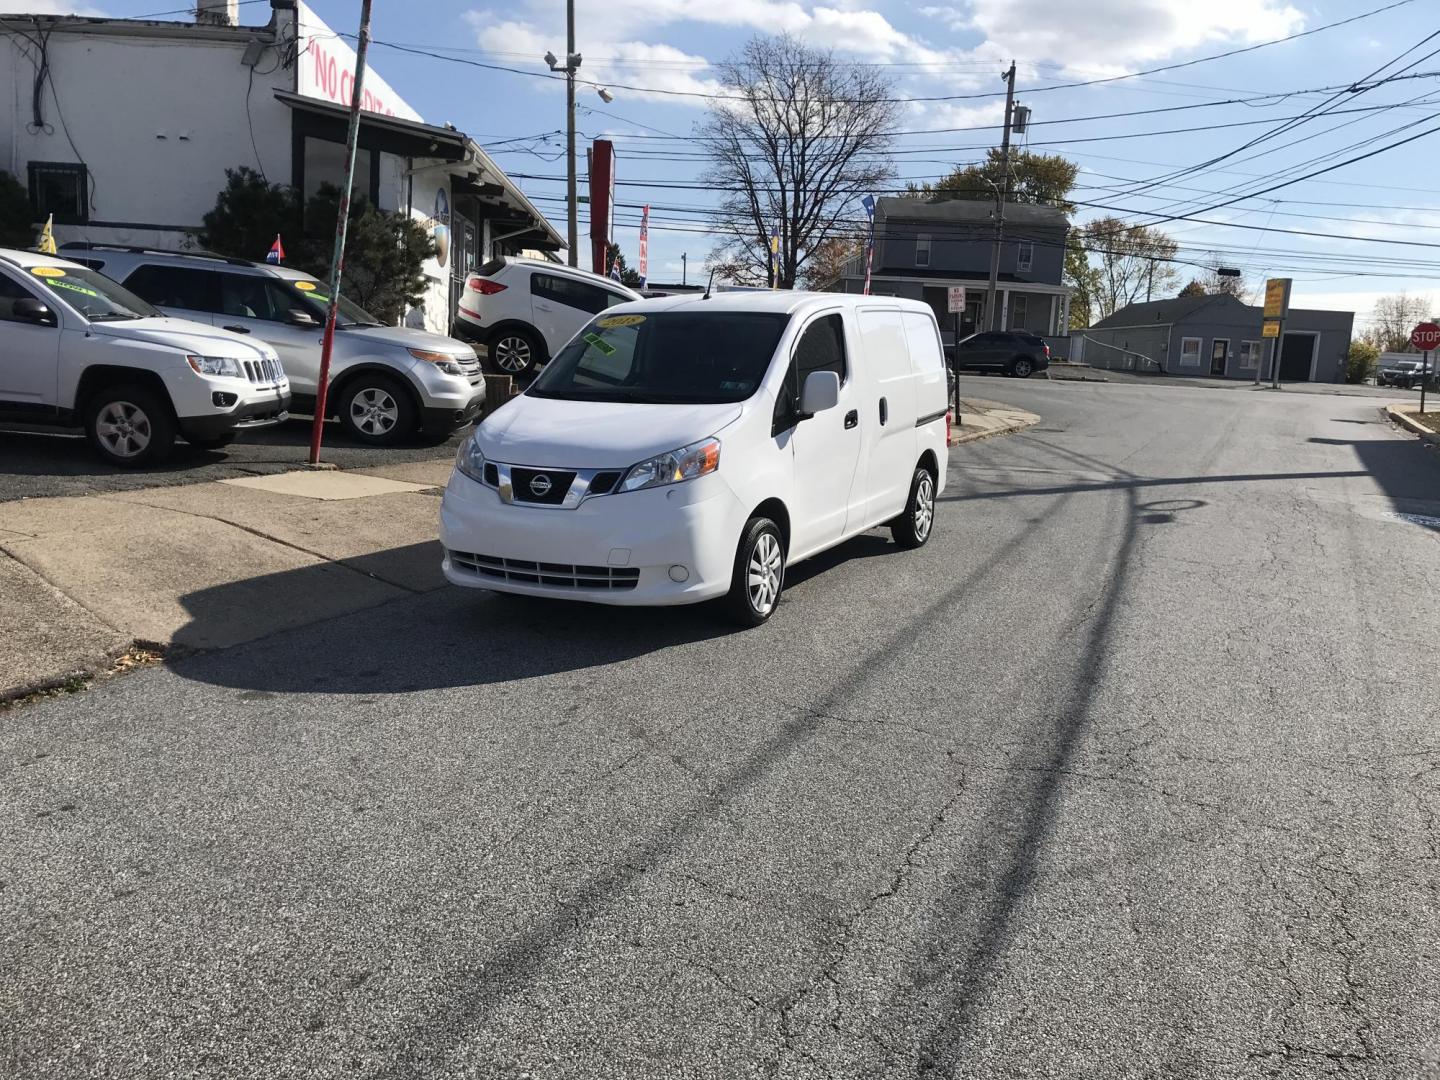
[448,550,639,590]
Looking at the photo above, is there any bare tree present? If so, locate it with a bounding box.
[699,35,898,289]
[1362,291,1434,352]
[1080,216,1180,318]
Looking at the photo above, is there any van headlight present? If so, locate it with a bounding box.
[186,354,242,377]
[456,433,486,484]
[619,437,720,493]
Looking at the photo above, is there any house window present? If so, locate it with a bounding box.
[915,234,931,268]
[1009,294,1028,330]
[1179,336,1203,367]
[1017,241,1034,272]
[28,161,88,224]
[1239,340,1262,368]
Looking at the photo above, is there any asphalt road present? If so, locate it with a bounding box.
[3,379,1439,1079]
[0,416,469,502]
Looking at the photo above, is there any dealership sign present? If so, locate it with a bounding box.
[297,2,422,122]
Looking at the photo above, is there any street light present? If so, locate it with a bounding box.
[545,12,582,268]
[597,87,614,104]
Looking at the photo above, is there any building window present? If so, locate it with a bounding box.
[915,234,931,268]
[1017,241,1033,272]
[28,161,88,224]
[1009,294,1028,330]
[1239,340,1262,368]
[1179,336,1203,367]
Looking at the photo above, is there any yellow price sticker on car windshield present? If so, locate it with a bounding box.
[31,266,65,278]
[294,281,318,291]
[596,314,645,329]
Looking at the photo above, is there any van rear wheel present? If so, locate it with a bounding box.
[724,516,785,627]
[891,466,936,549]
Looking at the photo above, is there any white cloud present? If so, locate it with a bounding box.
[0,0,104,12]
[962,0,1306,78]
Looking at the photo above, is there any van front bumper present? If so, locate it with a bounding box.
[439,469,746,606]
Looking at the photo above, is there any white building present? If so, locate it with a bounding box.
[0,0,563,332]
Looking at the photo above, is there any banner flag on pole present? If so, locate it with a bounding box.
[861,195,877,297]
[266,234,285,265]
[768,229,780,289]
[638,204,649,289]
[38,214,57,255]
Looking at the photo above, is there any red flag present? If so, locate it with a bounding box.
[266,234,285,265]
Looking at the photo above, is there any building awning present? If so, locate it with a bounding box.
[275,90,467,161]
[275,90,562,251]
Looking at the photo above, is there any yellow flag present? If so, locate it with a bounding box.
[38,214,57,255]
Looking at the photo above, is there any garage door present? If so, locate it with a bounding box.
[1279,333,1315,382]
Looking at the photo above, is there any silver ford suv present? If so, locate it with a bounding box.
[67,244,484,445]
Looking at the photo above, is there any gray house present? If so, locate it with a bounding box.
[828,198,1071,344]
[1085,294,1354,382]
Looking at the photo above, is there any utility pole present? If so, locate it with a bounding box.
[308,0,372,467]
[1146,259,1155,302]
[565,0,577,267]
[681,252,687,286]
[984,61,1016,333]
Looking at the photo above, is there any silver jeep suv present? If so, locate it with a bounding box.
[67,244,484,445]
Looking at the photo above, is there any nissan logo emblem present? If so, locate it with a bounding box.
[529,473,553,497]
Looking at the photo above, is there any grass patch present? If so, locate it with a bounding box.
[0,644,165,712]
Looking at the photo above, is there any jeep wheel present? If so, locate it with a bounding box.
[85,385,176,468]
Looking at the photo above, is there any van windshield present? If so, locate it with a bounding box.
[528,311,790,404]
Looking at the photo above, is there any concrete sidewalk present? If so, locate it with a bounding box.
[1,399,1039,702]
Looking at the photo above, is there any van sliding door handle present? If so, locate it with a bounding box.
[879,397,888,426]
[844,409,858,429]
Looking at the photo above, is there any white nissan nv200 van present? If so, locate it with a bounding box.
[439,292,949,625]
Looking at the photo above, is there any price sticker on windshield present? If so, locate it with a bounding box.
[582,332,617,356]
[596,314,645,329]
[31,266,66,278]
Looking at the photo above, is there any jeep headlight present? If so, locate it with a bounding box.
[456,433,486,484]
[186,354,242,377]
[619,437,720,493]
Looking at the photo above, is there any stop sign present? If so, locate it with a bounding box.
[1411,322,1440,351]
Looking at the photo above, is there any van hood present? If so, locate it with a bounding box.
[477,396,745,469]
[341,323,473,355]
[89,317,273,358]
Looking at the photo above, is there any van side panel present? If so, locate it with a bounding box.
[855,307,919,524]
[901,309,950,493]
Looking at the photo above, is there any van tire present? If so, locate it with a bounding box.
[335,374,417,445]
[725,516,785,627]
[891,465,937,549]
[84,384,176,468]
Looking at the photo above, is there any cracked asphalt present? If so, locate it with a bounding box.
[3,378,1439,1079]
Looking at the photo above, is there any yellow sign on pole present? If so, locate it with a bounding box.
[1263,278,1291,320]
[1262,319,1281,339]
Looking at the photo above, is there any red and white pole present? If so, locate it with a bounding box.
[308,0,374,466]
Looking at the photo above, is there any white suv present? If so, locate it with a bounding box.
[454,256,641,376]
[66,245,484,446]
[0,249,289,467]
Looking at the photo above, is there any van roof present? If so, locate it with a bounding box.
[605,290,935,318]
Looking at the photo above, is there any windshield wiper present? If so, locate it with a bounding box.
[88,312,145,321]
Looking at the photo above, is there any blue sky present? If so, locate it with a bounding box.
[29,0,1440,323]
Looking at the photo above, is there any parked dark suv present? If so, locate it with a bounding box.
[951,330,1051,378]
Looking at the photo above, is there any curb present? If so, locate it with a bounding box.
[948,411,1040,447]
[1385,404,1440,445]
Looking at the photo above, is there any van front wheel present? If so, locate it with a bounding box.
[891,466,936,549]
[725,516,785,627]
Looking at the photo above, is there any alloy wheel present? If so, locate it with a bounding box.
[914,472,935,542]
[351,388,399,436]
[1014,359,1033,378]
[747,531,783,616]
[494,336,531,373]
[95,401,152,459]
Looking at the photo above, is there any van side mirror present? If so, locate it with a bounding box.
[799,369,840,417]
[286,308,319,327]
[13,298,57,327]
